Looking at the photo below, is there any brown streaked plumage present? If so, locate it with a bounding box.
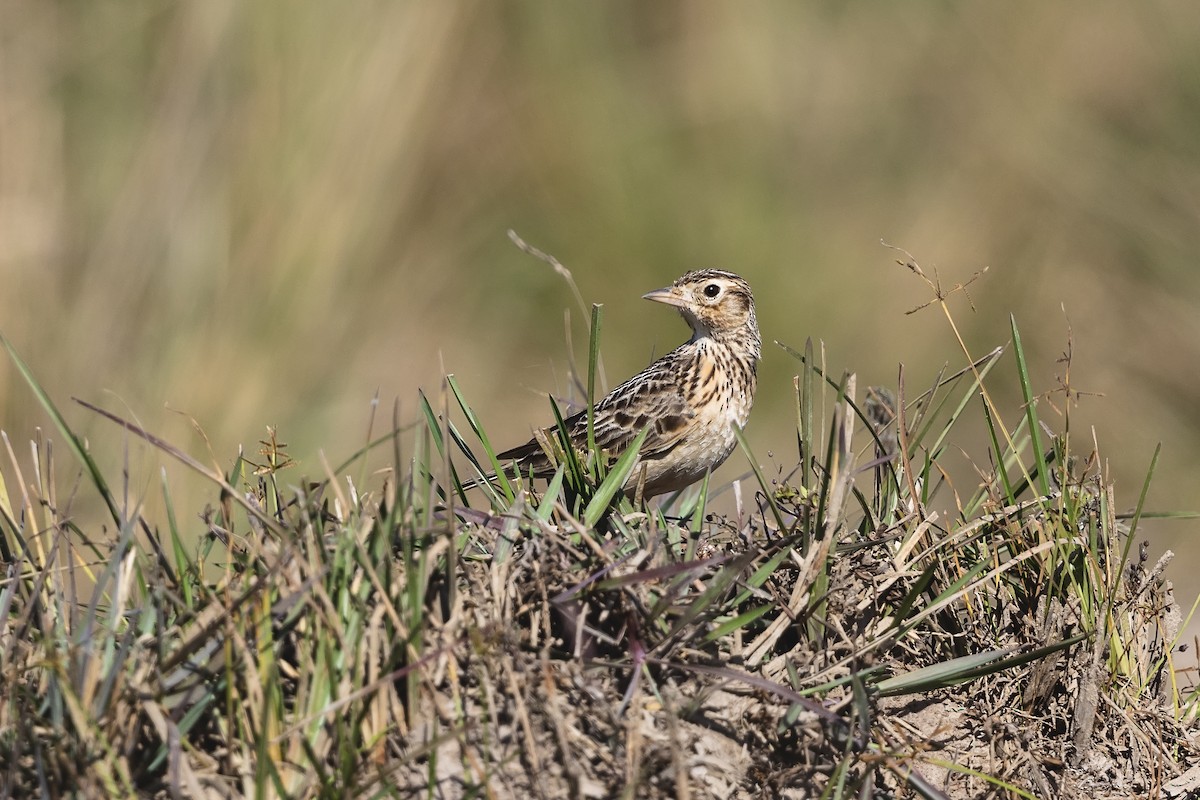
[493,269,760,498]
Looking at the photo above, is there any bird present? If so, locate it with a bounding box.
[487,269,760,499]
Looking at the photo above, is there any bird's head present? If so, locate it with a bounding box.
[642,270,759,354]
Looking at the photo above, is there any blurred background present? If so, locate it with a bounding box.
[2,3,1198,601]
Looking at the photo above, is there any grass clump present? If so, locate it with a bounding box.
[0,260,1198,799]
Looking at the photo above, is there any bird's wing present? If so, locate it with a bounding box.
[573,348,694,462]
[494,347,694,476]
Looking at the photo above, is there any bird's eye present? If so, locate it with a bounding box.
[704,283,721,298]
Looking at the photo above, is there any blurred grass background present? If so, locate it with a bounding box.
[2,3,1198,595]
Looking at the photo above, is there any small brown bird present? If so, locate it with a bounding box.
[492,269,760,498]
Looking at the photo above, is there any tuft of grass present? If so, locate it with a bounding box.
[0,259,1197,799]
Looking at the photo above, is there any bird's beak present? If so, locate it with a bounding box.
[642,286,688,308]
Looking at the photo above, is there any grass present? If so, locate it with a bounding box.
[0,261,1198,799]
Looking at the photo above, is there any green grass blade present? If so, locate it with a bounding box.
[801,338,815,493]
[730,539,797,607]
[663,549,760,640]
[586,303,602,472]
[704,603,774,642]
[878,632,1087,695]
[415,391,464,498]
[160,467,194,608]
[910,346,1005,458]
[445,375,515,503]
[1010,315,1051,497]
[1,334,121,526]
[980,399,1016,506]
[535,465,566,522]
[1104,443,1160,628]
[546,397,588,502]
[583,426,649,527]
